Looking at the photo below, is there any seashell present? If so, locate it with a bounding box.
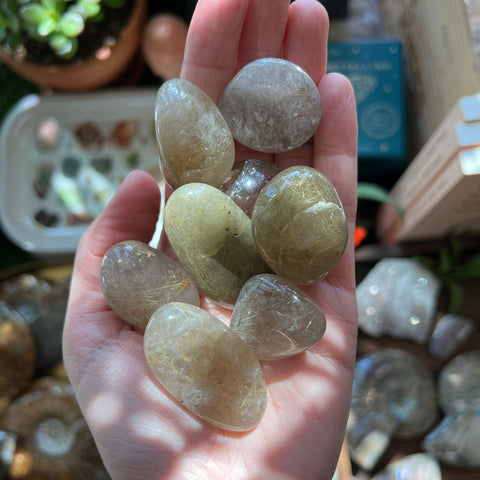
[423,411,480,467]
[438,349,480,416]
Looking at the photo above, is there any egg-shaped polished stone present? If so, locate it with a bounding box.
[230,274,326,360]
[164,183,270,306]
[155,78,235,189]
[252,166,347,285]
[218,58,321,153]
[144,302,267,431]
[219,159,281,217]
[101,240,199,332]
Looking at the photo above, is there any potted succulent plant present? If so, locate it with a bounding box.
[0,0,147,91]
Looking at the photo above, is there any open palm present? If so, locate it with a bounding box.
[63,0,358,479]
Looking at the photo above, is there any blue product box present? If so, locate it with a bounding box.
[327,40,406,185]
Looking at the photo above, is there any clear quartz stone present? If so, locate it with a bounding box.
[219,159,281,217]
[144,302,267,431]
[230,274,326,360]
[155,78,235,189]
[429,314,476,360]
[101,240,200,332]
[356,258,440,343]
[219,58,321,153]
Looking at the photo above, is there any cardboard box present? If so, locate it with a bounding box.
[327,40,406,184]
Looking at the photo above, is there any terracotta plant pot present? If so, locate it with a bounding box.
[0,0,147,91]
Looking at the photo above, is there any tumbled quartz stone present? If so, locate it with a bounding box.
[429,314,476,360]
[351,349,437,439]
[356,258,440,343]
[438,350,480,416]
[219,58,321,153]
[101,241,200,332]
[144,302,267,431]
[219,159,281,217]
[230,274,326,360]
[164,183,270,306]
[252,166,347,285]
[155,78,235,189]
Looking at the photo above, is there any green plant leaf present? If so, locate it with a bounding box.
[357,182,404,218]
[58,11,84,37]
[50,35,78,59]
[77,0,101,18]
[447,281,464,314]
[38,16,56,36]
[41,0,60,12]
[19,4,49,26]
[49,31,68,49]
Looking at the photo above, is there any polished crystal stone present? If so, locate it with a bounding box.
[357,258,440,343]
[371,453,442,480]
[438,350,480,416]
[0,301,35,397]
[219,159,281,217]
[230,274,326,360]
[350,349,437,439]
[101,240,200,332]
[144,302,267,431]
[219,58,321,153]
[0,377,108,479]
[155,78,235,189]
[429,314,476,360]
[251,166,347,285]
[422,412,480,467]
[164,183,270,306]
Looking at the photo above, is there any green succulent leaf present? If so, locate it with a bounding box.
[19,4,49,26]
[50,34,78,59]
[49,31,68,49]
[77,0,101,18]
[58,11,84,37]
[38,16,56,36]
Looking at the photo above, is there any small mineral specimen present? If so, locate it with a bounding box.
[73,121,105,149]
[33,163,53,198]
[371,454,442,480]
[35,117,61,152]
[219,58,321,153]
[155,79,235,189]
[356,258,440,343]
[164,183,270,306]
[252,166,347,285]
[101,241,200,332]
[230,274,326,360]
[429,314,475,360]
[109,120,139,147]
[144,302,267,431]
[219,159,281,217]
[0,301,35,397]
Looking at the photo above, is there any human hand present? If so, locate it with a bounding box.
[63,1,358,479]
